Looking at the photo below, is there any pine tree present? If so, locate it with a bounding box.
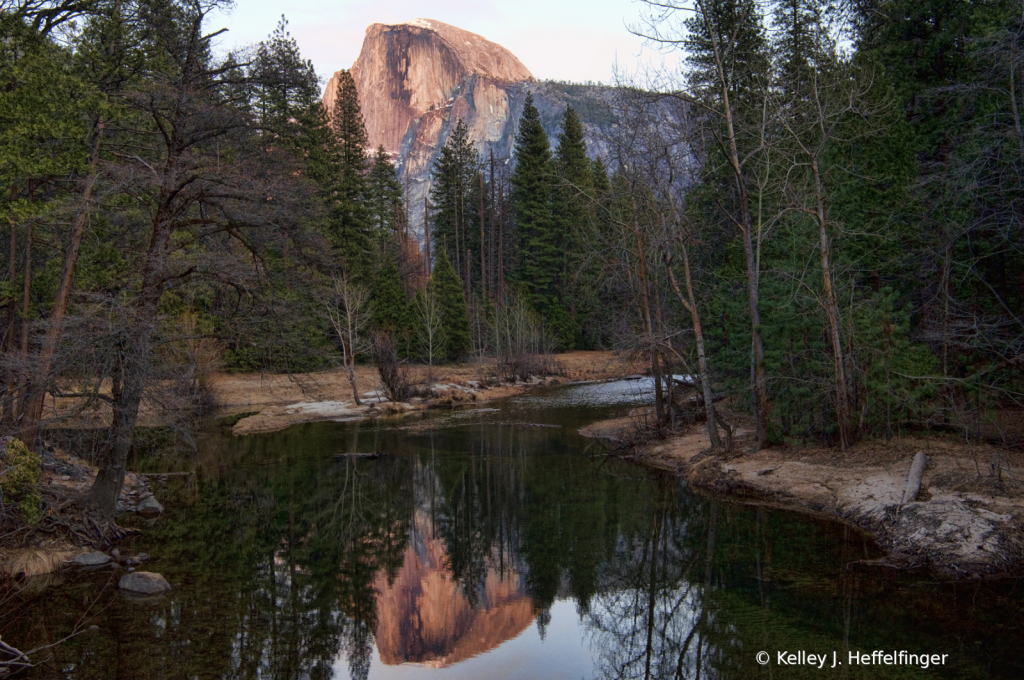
[684,0,770,110]
[250,16,320,140]
[371,257,409,343]
[511,93,557,320]
[769,0,822,94]
[366,145,405,241]
[430,119,479,286]
[550,106,593,348]
[430,248,471,360]
[682,0,775,448]
[330,69,371,275]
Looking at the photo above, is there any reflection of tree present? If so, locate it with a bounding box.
[425,421,655,614]
[585,478,723,680]
[8,414,1009,680]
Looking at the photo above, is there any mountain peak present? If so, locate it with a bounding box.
[323,19,532,154]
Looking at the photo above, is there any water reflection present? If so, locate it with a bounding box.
[2,386,1024,679]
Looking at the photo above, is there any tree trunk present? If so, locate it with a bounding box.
[631,200,663,423]
[87,205,171,516]
[20,121,105,448]
[666,241,723,449]
[699,0,771,448]
[811,157,853,449]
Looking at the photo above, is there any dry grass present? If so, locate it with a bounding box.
[0,548,78,579]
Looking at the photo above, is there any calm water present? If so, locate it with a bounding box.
[4,379,1024,679]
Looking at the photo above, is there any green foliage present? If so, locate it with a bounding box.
[430,249,471,361]
[430,119,480,285]
[684,0,770,109]
[511,93,562,331]
[0,13,94,224]
[371,257,411,352]
[0,437,42,524]
[249,16,321,139]
[366,145,406,241]
[550,106,593,350]
[329,69,371,276]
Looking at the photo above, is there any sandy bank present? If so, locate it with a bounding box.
[584,419,1024,579]
[217,351,634,436]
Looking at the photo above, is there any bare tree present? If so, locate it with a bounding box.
[415,288,447,380]
[490,293,551,382]
[632,0,774,449]
[321,275,371,405]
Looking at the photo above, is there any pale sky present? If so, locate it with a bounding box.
[207,0,680,90]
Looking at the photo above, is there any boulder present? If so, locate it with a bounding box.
[118,571,171,594]
[137,495,164,516]
[71,551,110,567]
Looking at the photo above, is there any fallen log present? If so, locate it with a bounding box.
[901,451,928,504]
[334,451,386,460]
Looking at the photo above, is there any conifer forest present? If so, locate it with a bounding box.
[2,1,1024,678]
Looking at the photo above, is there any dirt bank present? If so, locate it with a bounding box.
[585,417,1024,579]
[216,351,634,436]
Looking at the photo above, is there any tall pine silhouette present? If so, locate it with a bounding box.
[330,69,371,276]
[430,248,472,360]
[511,93,558,326]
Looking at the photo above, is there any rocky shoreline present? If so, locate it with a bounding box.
[584,421,1024,580]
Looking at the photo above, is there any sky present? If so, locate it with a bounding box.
[207,0,680,92]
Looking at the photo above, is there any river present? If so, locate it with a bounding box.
[4,379,1023,679]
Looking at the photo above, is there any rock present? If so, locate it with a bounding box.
[60,475,70,481]
[320,19,649,241]
[111,548,120,558]
[71,551,111,567]
[118,571,171,595]
[325,19,532,155]
[88,625,99,631]
[136,552,150,562]
[137,495,163,516]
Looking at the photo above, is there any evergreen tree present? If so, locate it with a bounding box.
[430,249,471,360]
[430,119,479,286]
[249,16,320,140]
[550,106,593,348]
[679,0,775,447]
[366,145,405,241]
[684,0,770,111]
[511,93,557,322]
[768,0,822,94]
[330,69,371,275]
[370,257,410,352]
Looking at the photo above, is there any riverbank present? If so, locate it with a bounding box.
[584,413,1024,579]
[215,351,634,435]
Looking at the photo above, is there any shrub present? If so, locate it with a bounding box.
[0,437,43,524]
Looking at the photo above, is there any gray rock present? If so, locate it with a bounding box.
[71,551,110,567]
[137,495,164,516]
[118,571,171,594]
[136,552,150,562]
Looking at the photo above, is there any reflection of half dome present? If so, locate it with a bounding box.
[373,512,535,667]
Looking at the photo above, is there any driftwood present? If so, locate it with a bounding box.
[0,637,34,676]
[334,451,386,460]
[901,451,928,504]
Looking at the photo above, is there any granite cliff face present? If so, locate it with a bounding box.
[324,19,533,155]
[323,19,619,241]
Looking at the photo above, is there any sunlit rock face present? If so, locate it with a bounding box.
[372,512,535,667]
[323,19,618,242]
[323,19,533,155]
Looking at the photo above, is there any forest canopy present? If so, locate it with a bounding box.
[1,0,1022,516]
